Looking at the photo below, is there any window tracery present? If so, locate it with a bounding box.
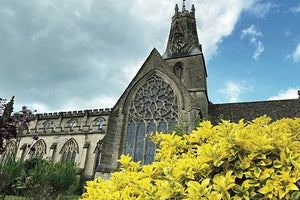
[30,139,46,159]
[67,120,77,129]
[0,141,16,164]
[61,138,79,162]
[125,75,179,164]
[43,121,52,130]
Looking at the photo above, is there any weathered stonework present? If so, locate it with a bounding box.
[2,3,299,180]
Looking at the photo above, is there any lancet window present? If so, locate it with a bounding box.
[0,141,16,164]
[43,121,52,130]
[61,138,79,162]
[30,139,46,159]
[173,62,184,81]
[67,120,77,129]
[95,118,105,130]
[125,75,179,164]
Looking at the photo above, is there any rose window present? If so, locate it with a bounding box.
[125,75,179,164]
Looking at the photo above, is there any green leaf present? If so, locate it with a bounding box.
[214,159,224,167]
[291,191,300,200]
[234,169,243,179]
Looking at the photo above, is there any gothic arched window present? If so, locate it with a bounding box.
[1,141,16,164]
[30,139,46,159]
[95,118,105,130]
[67,120,77,129]
[61,138,79,162]
[173,62,184,81]
[43,121,52,130]
[125,75,179,164]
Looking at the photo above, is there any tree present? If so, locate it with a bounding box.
[0,96,33,154]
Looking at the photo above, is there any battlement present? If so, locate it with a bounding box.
[35,108,112,119]
[89,108,112,116]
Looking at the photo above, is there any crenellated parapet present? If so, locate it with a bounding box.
[23,108,112,136]
[38,112,61,120]
[89,108,111,116]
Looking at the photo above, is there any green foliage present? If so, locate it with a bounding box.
[0,157,79,199]
[173,122,189,136]
[25,159,78,200]
[82,116,300,200]
[0,156,25,199]
[48,162,78,197]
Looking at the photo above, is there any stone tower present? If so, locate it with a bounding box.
[163,3,208,117]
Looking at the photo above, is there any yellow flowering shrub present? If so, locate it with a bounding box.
[82,116,300,200]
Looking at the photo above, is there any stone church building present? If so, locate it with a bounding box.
[3,3,300,180]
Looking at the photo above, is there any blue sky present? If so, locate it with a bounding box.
[0,0,299,113]
[209,0,300,103]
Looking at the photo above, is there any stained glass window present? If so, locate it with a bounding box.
[134,121,145,162]
[30,139,46,159]
[145,121,156,164]
[125,121,135,156]
[43,121,52,131]
[125,75,178,164]
[61,138,79,162]
[0,141,16,164]
[95,118,105,130]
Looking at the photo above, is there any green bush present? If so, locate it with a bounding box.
[25,159,78,200]
[0,156,25,199]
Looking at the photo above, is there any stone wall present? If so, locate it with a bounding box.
[16,109,111,179]
[208,99,300,124]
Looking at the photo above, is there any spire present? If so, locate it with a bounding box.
[175,4,179,15]
[182,0,186,11]
[191,4,195,13]
[191,4,195,17]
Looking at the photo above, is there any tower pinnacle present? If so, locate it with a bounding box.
[182,0,186,11]
[163,3,202,59]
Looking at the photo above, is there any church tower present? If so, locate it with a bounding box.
[163,2,209,117]
[95,2,209,176]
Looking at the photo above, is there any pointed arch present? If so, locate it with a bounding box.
[43,120,53,130]
[1,140,16,164]
[66,119,77,128]
[173,62,184,81]
[60,138,79,162]
[123,72,181,164]
[122,69,185,115]
[94,117,106,130]
[30,139,46,159]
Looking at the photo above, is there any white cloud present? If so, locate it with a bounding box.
[284,29,291,36]
[128,0,256,60]
[268,88,300,100]
[253,41,264,60]
[0,0,259,112]
[241,25,264,60]
[196,0,254,59]
[292,43,300,62]
[286,43,300,62]
[219,81,252,103]
[241,25,263,38]
[58,95,118,112]
[289,5,300,14]
[248,2,273,18]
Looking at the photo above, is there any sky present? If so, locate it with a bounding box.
[0,0,299,113]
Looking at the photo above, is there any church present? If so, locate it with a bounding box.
[2,3,300,180]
